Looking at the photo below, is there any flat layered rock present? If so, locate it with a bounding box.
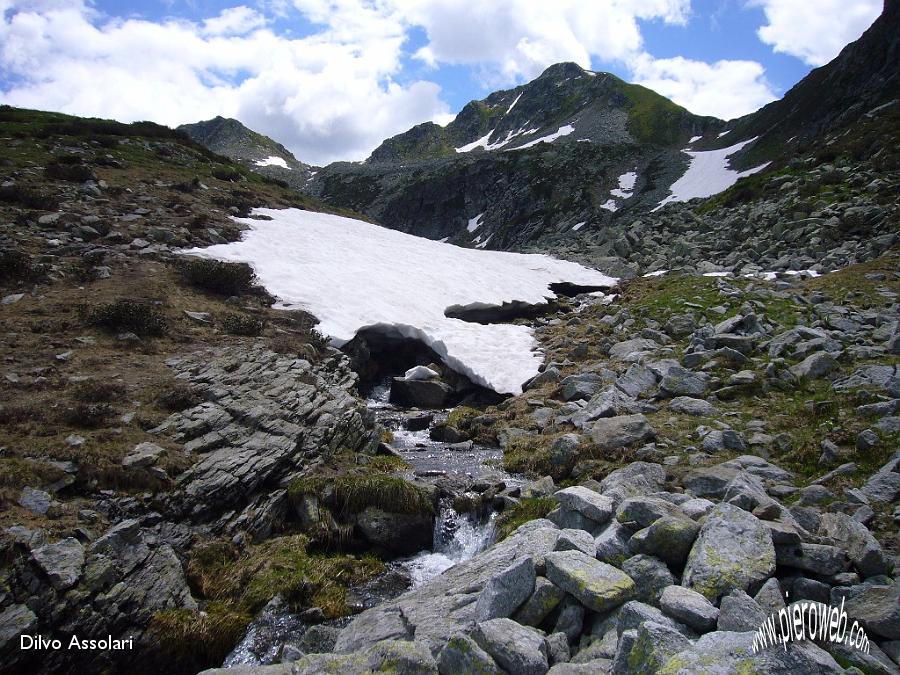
[545,550,636,613]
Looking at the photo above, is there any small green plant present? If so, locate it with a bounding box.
[44,158,96,182]
[0,185,59,211]
[62,402,113,428]
[70,379,125,402]
[0,248,45,283]
[178,258,256,296]
[154,381,202,412]
[289,473,433,516]
[211,165,242,182]
[84,299,168,336]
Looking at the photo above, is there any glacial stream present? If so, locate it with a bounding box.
[365,378,519,587]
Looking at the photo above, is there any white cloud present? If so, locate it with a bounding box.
[630,54,777,120]
[751,0,881,66]
[0,1,448,164]
[202,6,268,37]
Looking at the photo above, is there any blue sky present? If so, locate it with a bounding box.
[0,1,883,164]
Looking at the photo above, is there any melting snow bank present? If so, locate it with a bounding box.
[184,208,616,394]
[654,138,769,211]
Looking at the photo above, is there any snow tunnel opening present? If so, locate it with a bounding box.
[342,326,503,408]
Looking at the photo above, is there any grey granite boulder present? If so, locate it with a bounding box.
[627,516,699,568]
[818,512,887,578]
[438,633,502,675]
[545,550,636,613]
[659,585,719,633]
[475,556,536,620]
[473,618,549,675]
[682,503,775,602]
[588,414,655,451]
[717,590,767,632]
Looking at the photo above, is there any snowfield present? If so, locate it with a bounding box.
[185,208,616,394]
[513,124,574,150]
[654,138,770,211]
[254,156,290,169]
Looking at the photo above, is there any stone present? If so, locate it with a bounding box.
[122,441,165,469]
[587,414,655,451]
[862,469,900,503]
[0,604,37,651]
[621,554,674,604]
[775,543,847,576]
[30,537,85,590]
[668,397,718,416]
[660,586,719,633]
[658,630,842,673]
[437,634,502,675]
[561,373,607,401]
[18,486,52,515]
[554,487,614,524]
[818,512,887,578]
[472,618,549,675]
[683,503,776,602]
[615,364,658,398]
[545,550,636,613]
[717,590,767,632]
[611,621,691,675]
[514,576,566,627]
[839,582,900,640]
[280,639,438,674]
[475,556,536,620]
[754,577,786,614]
[553,596,585,644]
[545,632,570,665]
[616,497,683,529]
[609,338,660,359]
[594,520,631,565]
[555,529,597,557]
[659,367,709,397]
[522,476,556,499]
[616,601,695,638]
[390,377,452,408]
[790,351,840,380]
[627,516,699,568]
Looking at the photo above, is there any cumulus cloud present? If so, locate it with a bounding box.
[0,1,448,164]
[751,0,881,66]
[630,54,777,120]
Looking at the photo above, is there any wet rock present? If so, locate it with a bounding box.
[683,503,775,602]
[545,550,636,613]
[356,508,434,556]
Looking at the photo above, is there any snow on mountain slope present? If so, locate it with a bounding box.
[254,156,290,169]
[654,138,770,211]
[185,208,616,394]
[513,124,575,150]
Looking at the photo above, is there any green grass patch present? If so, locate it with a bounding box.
[289,473,432,517]
[495,497,556,540]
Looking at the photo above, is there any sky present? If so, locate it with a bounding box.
[0,1,883,165]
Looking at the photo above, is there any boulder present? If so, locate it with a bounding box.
[611,621,691,675]
[838,582,900,640]
[588,415,655,451]
[390,377,453,408]
[30,537,85,591]
[668,397,718,416]
[659,586,719,633]
[790,351,840,380]
[554,487,614,524]
[0,604,37,651]
[122,441,165,469]
[514,576,566,627]
[438,634,502,675]
[658,630,842,673]
[717,589,767,632]
[475,556,536,620]
[774,543,847,576]
[659,367,709,397]
[818,512,887,578]
[682,503,775,602]
[473,618,549,675]
[627,516,699,568]
[545,550,636,613]
[621,555,674,604]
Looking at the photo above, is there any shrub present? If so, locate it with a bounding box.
[155,381,202,412]
[211,165,242,182]
[0,248,43,283]
[44,158,96,182]
[84,299,168,336]
[70,379,125,402]
[62,402,113,428]
[178,258,256,296]
[221,313,264,336]
[149,604,250,675]
[0,185,59,211]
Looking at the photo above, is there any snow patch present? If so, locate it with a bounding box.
[506,92,523,114]
[610,171,637,199]
[467,213,484,233]
[571,221,586,231]
[254,156,290,169]
[455,130,494,153]
[475,235,493,249]
[653,138,770,211]
[512,124,575,150]
[688,135,702,144]
[185,208,616,394]
[600,200,618,212]
[718,130,731,138]
[642,270,668,278]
